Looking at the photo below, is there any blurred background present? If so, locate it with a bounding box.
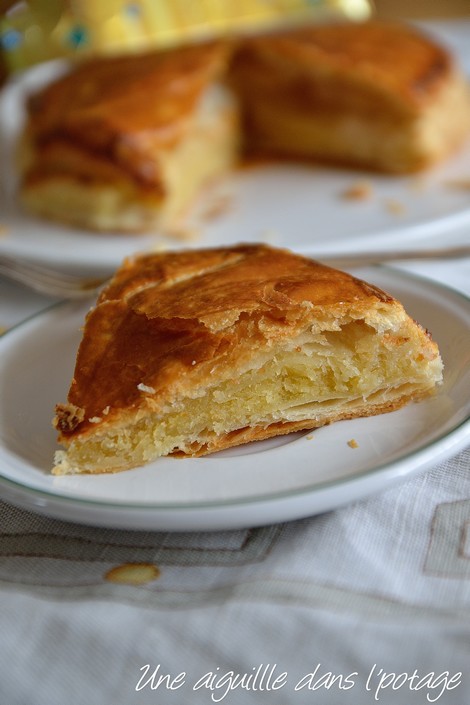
[0,0,470,102]
[1,0,469,84]
[375,0,470,18]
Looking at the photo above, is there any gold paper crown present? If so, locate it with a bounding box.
[0,0,371,70]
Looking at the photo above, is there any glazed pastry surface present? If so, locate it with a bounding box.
[229,21,470,172]
[53,244,443,474]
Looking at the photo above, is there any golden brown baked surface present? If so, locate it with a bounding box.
[57,244,390,432]
[231,21,452,116]
[229,21,470,172]
[25,42,229,187]
[19,41,239,232]
[53,244,443,474]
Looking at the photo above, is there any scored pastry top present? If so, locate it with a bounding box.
[98,242,393,319]
[54,244,425,439]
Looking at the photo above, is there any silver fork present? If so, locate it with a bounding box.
[0,245,469,299]
[0,253,107,299]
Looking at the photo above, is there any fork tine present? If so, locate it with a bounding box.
[0,254,106,299]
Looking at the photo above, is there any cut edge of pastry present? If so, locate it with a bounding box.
[19,82,239,233]
[52,245,443,475]
[237,68,470,173]
[229,21,470,174]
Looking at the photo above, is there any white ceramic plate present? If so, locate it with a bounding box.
[0,266,468,531]
[1,28,470,272]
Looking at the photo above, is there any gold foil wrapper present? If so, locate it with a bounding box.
[0,0,372,71]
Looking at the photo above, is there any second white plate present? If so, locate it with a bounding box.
[1,38,470,271]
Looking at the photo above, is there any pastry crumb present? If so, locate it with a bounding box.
[259,228,281,244]
[444,178,470,191]
[200,193,232,221]
[384,198,405,215]
[408,177,426,193]
[347,439,359,448]
[163,223,201,241]
[150,241,169,253]
[306,434,315,440]
[341,181,373,200]
[88,416,102,424]
[54,403,84,432]
[104,562,160,585]
[137,383,155,394]
[102,406,110,415]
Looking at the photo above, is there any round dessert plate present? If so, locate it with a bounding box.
[0,267,468,531]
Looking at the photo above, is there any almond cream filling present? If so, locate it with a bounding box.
[53,317,442,474]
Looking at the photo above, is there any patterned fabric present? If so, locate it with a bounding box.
[0,451,470,705]
[1,451,470,611]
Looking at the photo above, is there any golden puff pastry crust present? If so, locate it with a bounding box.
[19,42,238,232]
[229,21,470,173]
[53,244,443,475]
